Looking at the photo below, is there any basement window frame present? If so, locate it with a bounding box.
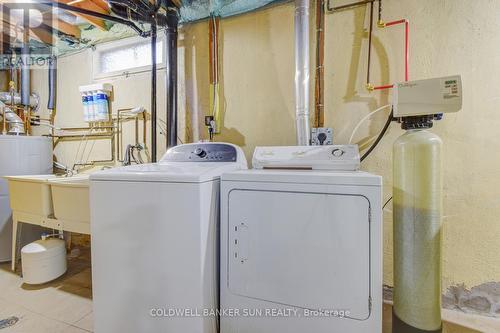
[92,35,165,80]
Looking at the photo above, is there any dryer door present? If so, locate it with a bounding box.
[227,189,371,320]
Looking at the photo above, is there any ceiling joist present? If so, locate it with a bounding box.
[55,0,109,30]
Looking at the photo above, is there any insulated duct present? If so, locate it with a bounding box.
[0,92,39,112]
[294,0,311,145]
[0,102,25,134]
[21,45,30,107]
[47,56,57,110]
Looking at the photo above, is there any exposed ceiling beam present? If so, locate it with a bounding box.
[55,0,109,30]
[1,2,81,43]
[89,0,109,12]
[53,18,81,38]
[30,27,55,45]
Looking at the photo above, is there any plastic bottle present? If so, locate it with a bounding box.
[88,92,96,122]
[82,93,90,122]
[81,93,87,122]
[95,90,109,121]
[393,128,443,333]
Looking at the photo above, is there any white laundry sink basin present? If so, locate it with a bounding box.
[4,175,56,216]
[48,175,90,224]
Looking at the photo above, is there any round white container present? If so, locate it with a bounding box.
[21,238,67,284]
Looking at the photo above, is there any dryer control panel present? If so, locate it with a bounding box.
[160,143,238,162]
[252,145,360,171]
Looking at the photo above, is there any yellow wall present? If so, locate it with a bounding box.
[31,0,500,290]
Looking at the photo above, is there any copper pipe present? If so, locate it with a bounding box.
[314,0,325,128]
[367,18,409,91]
[366,1,374,85]
[327,0,375,12]
[1,104,7,135]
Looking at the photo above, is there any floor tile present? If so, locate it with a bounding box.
[73,311,93,332]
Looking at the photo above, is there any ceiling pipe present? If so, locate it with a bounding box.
[46,1,150,37]
[108,2,169,26]
[294,0,311,146]
[151,21,158,162]
[165,6,179,149]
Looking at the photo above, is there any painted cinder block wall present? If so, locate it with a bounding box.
[31,0,500,299]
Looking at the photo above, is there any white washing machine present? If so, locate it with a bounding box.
[220,145,382,333]
[90,143,247,333]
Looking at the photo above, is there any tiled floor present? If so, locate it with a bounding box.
[0,246,497,332]
[0,247,93,332]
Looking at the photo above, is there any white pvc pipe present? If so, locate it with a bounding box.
[295,0,311,146]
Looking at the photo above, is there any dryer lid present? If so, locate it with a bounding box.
[252,145,360,171]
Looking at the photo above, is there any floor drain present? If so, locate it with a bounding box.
[0,316,19,329]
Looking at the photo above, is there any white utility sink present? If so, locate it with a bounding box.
[48,175,90,224]
[5,175,57,217]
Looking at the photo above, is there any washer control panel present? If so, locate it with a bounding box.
[252,145,360,171]
[161,143,238,162]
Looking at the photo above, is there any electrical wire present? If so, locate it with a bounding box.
[360,109,394,162]
[383,196,392,210]
[77,125,94,169]
[72,124,93,171]
[349,104,391,144]
[158,118,183,144]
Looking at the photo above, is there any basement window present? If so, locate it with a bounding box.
[92,35,164,79]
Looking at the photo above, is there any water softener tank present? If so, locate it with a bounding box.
[393,128,443,333]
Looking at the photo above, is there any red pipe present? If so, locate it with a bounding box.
[373,84,394,90]
[371,18,409,91]
[384,18,409,81]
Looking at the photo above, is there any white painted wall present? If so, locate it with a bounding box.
[31,0,500,291]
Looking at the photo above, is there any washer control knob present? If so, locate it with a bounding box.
[194,148,207,158]
[332,148,344,157]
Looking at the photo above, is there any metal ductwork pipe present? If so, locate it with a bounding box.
[0,92,39,111]
[0,102,25,134]
[294,0,311,146]
[47,56,57,110]
[165,8,179,149]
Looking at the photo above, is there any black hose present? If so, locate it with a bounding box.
[360,109,394,162]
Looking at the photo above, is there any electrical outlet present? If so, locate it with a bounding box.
[311,127,333,146]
